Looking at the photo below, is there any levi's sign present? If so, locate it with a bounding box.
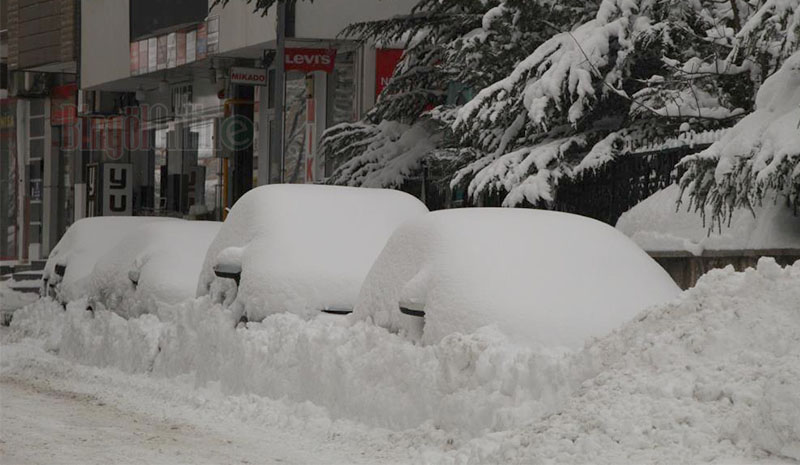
[230,67,267,86]
[285,48,337,73]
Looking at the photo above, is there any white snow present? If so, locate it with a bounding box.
[43,217,172,303]
[85,220,221,317]
[6,257,800,464]
[0,280,38,313]
[680,50,800,204]
[617,184,800,254]
[197,184,428,321]
[353,208,680,351]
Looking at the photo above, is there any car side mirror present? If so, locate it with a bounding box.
[214,263,242,286]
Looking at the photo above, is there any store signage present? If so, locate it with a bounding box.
[230,67,267,86]
[86,164,98,216]
[375,49,403,98]
[285,48,337,73]
[102,163,133,216]
[129,17,218,75]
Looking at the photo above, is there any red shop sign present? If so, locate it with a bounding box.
[285,48,337,73]
[375,49,403,98]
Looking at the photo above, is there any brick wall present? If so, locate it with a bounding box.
[8,0,77,70]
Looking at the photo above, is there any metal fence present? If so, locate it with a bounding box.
[402,144,709,226]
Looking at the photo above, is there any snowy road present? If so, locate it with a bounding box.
[0,331,407,465]
[0,375,300,465]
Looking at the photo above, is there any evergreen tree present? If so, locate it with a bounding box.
[450,0,791,208]
[322,0,595,188]
[678,0,800,225]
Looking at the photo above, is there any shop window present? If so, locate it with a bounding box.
[325,51,356,177]
[283,72,308,184]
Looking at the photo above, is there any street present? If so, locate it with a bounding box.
[0,330,405,465]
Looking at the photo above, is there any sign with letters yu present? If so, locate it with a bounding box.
[102,163,133,216]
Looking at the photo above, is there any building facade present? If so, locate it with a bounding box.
[80,0,414,221]
[2,0,415,264]
[3,0,79,262]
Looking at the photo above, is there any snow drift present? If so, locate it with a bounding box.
[197,184,428,321]
[43,216,172,303]
[10,258,800,463]
[86,220,221,318]
[354,208,680,351]
[617,184,800,254]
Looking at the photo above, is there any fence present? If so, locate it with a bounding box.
[403,144,708,225]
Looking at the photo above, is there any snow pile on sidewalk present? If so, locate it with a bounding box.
[617,184,800,254]
[0,280,38,313]
[9,258,800,463]
[9,298,581,435]
[451,258,800,463]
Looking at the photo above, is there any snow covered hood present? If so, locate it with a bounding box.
[197,184,428,320]
[354,208,681,351]
[617,185,800,255]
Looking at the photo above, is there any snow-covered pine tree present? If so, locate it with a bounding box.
[678,0,800,225]
[320,0,490,187]
[450,0,779,208]
[322,0,595,188]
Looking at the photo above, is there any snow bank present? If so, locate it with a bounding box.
[197,184,428,321]
[617,184,800,254]
[10,298,581,436]
[0,280,39,313]
[354,208,680,351]
[450,258,800,463]
[43,217,172,302]
[10,258,800,463]
[86,220,221,317]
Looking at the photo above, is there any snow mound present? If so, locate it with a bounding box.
[455,258,800,463]
[86,220,221,317]
[43,217,173,302]
[354,208,680,351]
[617,184,800,254]
[8,259,800,463]
[197,184,428,321]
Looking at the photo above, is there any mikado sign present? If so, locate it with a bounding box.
[230,67,267,86]
[285,48,337,73]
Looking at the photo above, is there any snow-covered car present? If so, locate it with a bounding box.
[197,184,429,321]
[86,220,221,317]
[353,208,681,351]
[43,216,172,304]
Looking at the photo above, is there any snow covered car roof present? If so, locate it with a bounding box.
[197,184,429,320]
[353,208,681,351]
[43,216,173,303]
[86,220,222,317]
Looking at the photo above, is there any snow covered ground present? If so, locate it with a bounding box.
[2,258,800,464]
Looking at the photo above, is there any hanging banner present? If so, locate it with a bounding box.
[375,48,403,98]
[285,48,337,73]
